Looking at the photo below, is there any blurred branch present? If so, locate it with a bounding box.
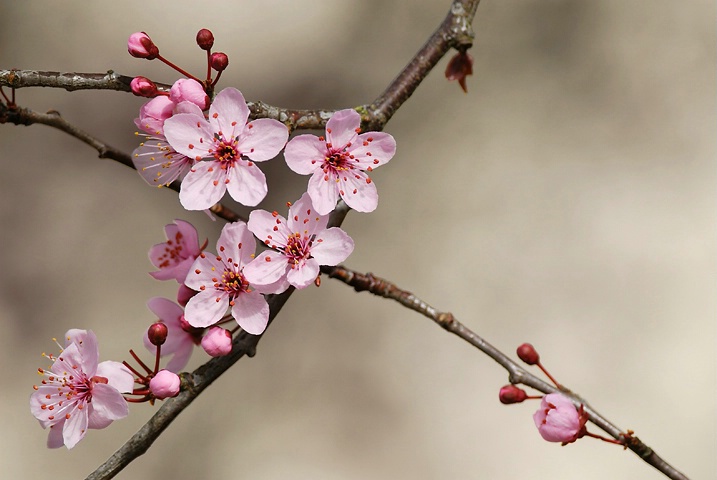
[0,102,244,223]
[322,265,689,480]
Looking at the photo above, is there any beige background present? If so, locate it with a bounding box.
[1,1,714,479]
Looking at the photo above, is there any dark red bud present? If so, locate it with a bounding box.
[210,52,229,72]
[196,29,215,51]
[445,50,473,93]
[499,385,528,404]
[148,322,169,346]
[517,343,540,365]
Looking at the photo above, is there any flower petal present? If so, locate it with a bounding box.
[224,160,268,207]
[208,87,249,137]
[179,161,228,210]
[184,290,229,328]
[287,192,328,235]
[348,132,396,169]
[284,135,327,175]
[287,258,319,289]
[163,114,213,159]
[62,404,89,449]
[338,169,378,213]
[311,227,354,266]
[96,361,134,394]
[132,139,193,187]
[326,109,360,148]
[217,221,255,268]
[242,250,289,287]
[231,291,269,335]
[238,118,288,161]
[307,169,339,215]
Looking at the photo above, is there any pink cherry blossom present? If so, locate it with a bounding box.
[184,222,275,335]
[30,330,134,449]
[284,109,396,215]
[143,297,202,372]
[148,219,204,283]
[163,87,289,210]
[170,78,209,110]
[243,192,354,292]
[533,393,588,444]
[149,370,180,399]
[201,326,233,357]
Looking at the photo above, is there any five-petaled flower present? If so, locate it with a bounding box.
[533,393,588,445]
[30,330,134,449]
[163,87,289,210]
[284,109,396,215]
[243,192,354,292]
[148,219,205,283]
[184,222,279,335]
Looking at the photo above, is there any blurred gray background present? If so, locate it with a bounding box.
[1,1,713,479]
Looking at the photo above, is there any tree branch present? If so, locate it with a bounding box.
[322,265,690,480]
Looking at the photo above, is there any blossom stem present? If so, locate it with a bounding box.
[128,348,153,375]
[122,360,146,380]
[584,431,626,445]
[155,54,202,84]
[205,50,212,85]
[153,344,162,377]
[537,362,563,389]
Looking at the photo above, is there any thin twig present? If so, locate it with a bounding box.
[321,265,690,480]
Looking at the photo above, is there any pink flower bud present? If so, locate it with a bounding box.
[517,343,540,365]
[147,322,169,346]
[444,50,473,93]
[134,95,174,136]
[130,76,158,97]
[196,29,214,51]
[169,78,209,110]
[201,327,232,357]
[533,393,588,444]
[149,369,180,399]
[127,32,159,60]
[210,52,229,72]
[499,385,528,404]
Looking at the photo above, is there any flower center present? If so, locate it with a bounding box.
[284,232,311,267]
[216,268,250,296]
[212,136,239,168]
[324,150,351,172]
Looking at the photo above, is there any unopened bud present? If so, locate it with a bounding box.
[210,52,229,72]
[517,343,540,365]
[149,369,180,399]
[170,78,209,110]
[130,76,158,97]
[196,29,215,51]
[147,322,169,346]
[127,32,159,60]
[499,385,528,404]
[201,327,232,357]
[445,50,473,93]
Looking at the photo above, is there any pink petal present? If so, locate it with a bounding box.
[208,87,249,137]
[46,422,65,449]
[337,169,379,213]
[307,169,339,215]
[238,118,288,161]
[242,250,289,286]
[133,140,194,188]
[311,227,354,265]
[287,258,319,289]
[164,342,194,373]
[224,160,268,207]
[184,253,223,291]
[232,291,270,335]
[348,132,396,169]
[184,290,229,328]
[163,114,213,159]
[287,192,328,235]
[88,383,129,424]
[284,135,327,175]
[247,209,290,249]
[176,219,201,257]
[217,222,255,268]
[326,109,360,149]
[96,361,134,394]
[179,161,228,210]
[65,330,99,377]
[62,405,89,449]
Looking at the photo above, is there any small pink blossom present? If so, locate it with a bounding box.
[148,219,204,283]
[30,330,134,449]
[169,78,209,111]
[143,297,202,372]
[533,393,588,444]
[149,370,180,399]
[130,76,158,97]
[127,32,159,59]
[184,222,277,335]
[201,327,233,357]
[284,109,396,215]
[243,192,354,292]
[163,87,289,210]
